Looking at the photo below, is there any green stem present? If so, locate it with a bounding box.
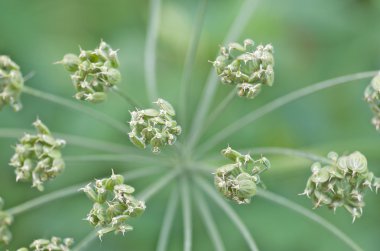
[6,167,163,216]
[204,88,236,130]
[64,154,165,164]
[22,86,127,133]
[138,169,180,201]
[112,86,140,108]
[0,128,136,154]
[196,71,379,157]
[195,190,226,251]
[181,175,192,251]
[145,0,161,102]
[71,231,97,251]
[195,175,259,251]
[186,0,260,152]
[256,189,364,251]
[179,0,208,135]
[156,189,179,251]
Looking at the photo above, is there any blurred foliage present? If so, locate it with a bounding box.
[0,0,380,250]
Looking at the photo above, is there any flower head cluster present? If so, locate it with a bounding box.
[128,98,182,153]
[17,236,74,251]
[301,151,380,221]
[364,72,380,130]
[9,119,66,191]
[58,40,121,103]
[81,171,146,240]
[0,197,13,245]
[214,146,270,204]
[0,55,24,111]
[211,39,274,99]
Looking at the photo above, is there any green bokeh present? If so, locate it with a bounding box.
[1,0,380,250]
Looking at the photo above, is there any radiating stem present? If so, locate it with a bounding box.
[138,169,180,201]
[204,88,235,130]
[112,86,140,108]
[0,128,136,154]
[22,86,127,133]
[256,189,364,251]
[198,146,332,165]
[179,0,208,134]
[196,71,379,157]
[195,175,259,251]
[181,175,192,251]
[187,0,260,151]
[156,189,179,251]
[195,190,226,251]
[145,0,161,102]
[64,154,165,165]
[6,167,163,216]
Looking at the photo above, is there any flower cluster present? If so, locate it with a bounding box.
[0,197,13,245]
[9,119,66,191]
[214,146,270,204]
[211,39,274,99]
[128,98,181,153]
[0,55,24,111]
[301,151,380,221]
[58,40,121,103]
[364,72,380,131]
[17,236,74,251]
[81,171,146,239]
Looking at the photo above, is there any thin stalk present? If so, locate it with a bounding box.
[195,175,259,251]
[199,147,332,165]
[187,0,260,151]
[196,71,379,157]
[256,189,364,251]
[204,88,236,130]
[145,0,161,102]
[6,167,163,216]
[64,154,165,164]
[22,86,127,133]
[0,128,136,154]
[156,189,179,251]
[71,231,97,251]
[195,190,226,251]
[181,175,192,251]
[179,0,208,134]
[138,169,180,201]
[112,86,140,108]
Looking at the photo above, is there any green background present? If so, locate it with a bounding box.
[0,0,380,250]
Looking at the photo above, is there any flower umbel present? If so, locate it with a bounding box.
[128,98,182,153]
[9,119,66,191]
[57,40,121,103]
[364,72,380,131]
[301,151,379,222]
[16,236,74,251]
[0,55,24,111]
[211,39,274,99]
[0,197,13,245]
[214,146,270,204]
[81,171,146,240]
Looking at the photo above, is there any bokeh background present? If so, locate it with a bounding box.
[1,0,380,250]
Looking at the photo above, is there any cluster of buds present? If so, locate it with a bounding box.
[57,40,121,103]
[214,146,270,204]
[0,55,24,111]
[9,119,66,191]
[0,197,13,245]
[211,39,274,99]
[81,171,146,240]
[364,72,380,131]
[17,236,74,251]
[128,98,181,153]
[300,151,380,222]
